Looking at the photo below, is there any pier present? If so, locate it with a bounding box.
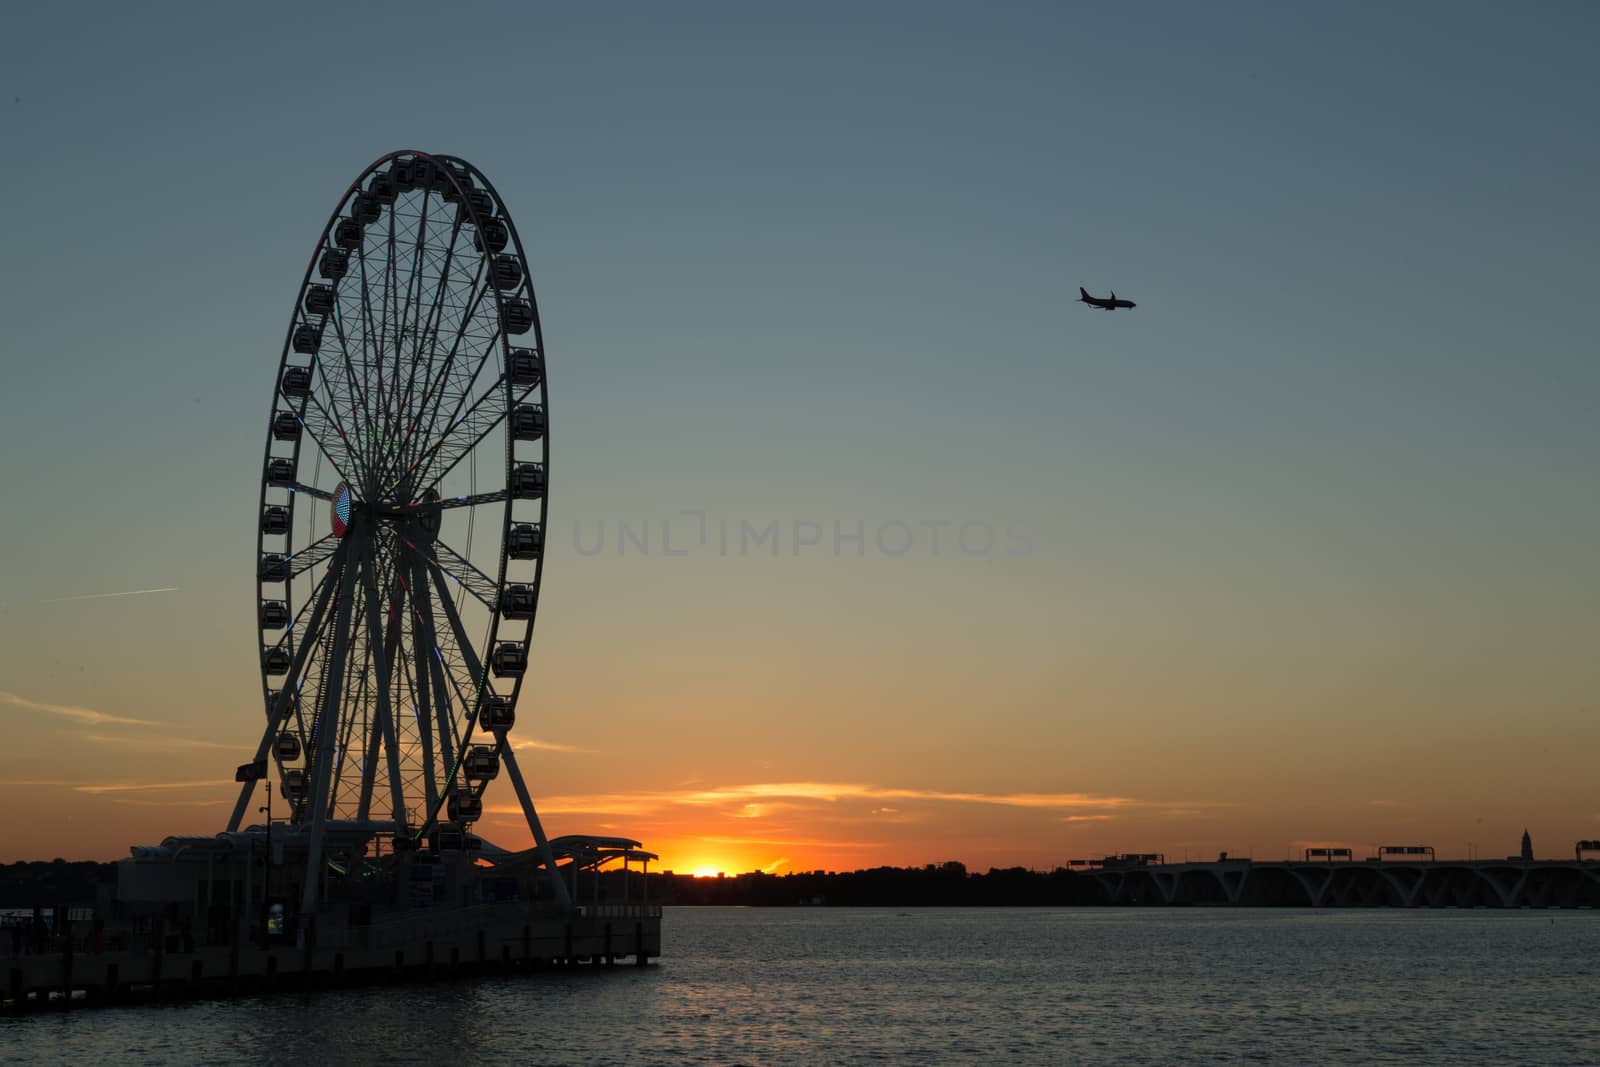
[2,826,663,1013]
[4,903,661,1011]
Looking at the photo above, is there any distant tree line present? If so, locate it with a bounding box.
[0,860,115,909]
[639,862,1101,907]
[1,858,1104,910]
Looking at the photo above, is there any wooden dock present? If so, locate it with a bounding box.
[3,903,660,1011]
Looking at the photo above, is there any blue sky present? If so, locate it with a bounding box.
[0,2,1595,866]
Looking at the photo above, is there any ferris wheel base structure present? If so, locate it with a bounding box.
[2,822,661,1011]
[3,864,661,1010]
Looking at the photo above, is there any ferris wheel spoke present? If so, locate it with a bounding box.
[266,557,339,647]
[329,618,372,815]
[397,535,498,609]
[409,319,502,484]
[417,378,543,491]
[403,489,509,516]
[287,533,343,579]
[386,180,457,485]
[291,403,360,488]
[321,306,382,484]
[316,326,382,483]
[423,561,493,736]
[353,225,397,467]
[304,357,362,473]
[398,261,494,480]
[411,600,482,832]
[427,559,488,686]
[264,546,346,721]
[401,558,452,781]
[397,617,440,813]
[408,554,463,777]
[393,207,469,474]
[298,540,363,914]
[286,481,336,503]
[381,201,428,489]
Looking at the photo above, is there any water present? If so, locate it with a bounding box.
[5,908,1599,1064]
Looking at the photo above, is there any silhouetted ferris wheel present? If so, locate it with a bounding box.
[226,152,555,864]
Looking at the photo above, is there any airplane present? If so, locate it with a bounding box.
[1079,287,1136,311]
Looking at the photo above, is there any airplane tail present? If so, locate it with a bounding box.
[1078,287,1090,301]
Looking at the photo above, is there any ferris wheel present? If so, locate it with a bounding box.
[225,151,563,893]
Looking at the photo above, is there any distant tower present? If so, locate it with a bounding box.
[1521,829,1534,862]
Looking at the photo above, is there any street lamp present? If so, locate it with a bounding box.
[258,783,272,942]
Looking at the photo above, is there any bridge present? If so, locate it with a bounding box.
[1076,857,1600,908]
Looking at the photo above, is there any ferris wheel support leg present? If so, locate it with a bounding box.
[499,741,574,914]
[300,534,364,919]
[409,556,454,782]
[409,632,441,818]
[227,553,345,833]
[357,551,409,827]
[424,561,564,910]
[410,557,465,794]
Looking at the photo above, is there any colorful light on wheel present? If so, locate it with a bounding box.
[331,482,352,537]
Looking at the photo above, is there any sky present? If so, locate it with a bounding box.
[0,1,1596,874]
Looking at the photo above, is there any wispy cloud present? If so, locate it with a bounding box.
[511,738,593,754]
[760,856,790,874]
[82,733,232,751]
[105,797,229,808]
[700,835,880,849]
[485,796,658,817]
[42,586,180,604]
[0,690,155,727]
[1061,814,1117,823]
[74,780,233,794]
[731,802,803,819]
[674,782,1138,810]
[0,778,235,795]
[492,782,1138,820]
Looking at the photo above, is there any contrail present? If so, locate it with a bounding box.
[43,586,180,604]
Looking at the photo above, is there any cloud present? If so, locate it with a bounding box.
[760,856,790,874]
[74,780,234,794]
[1061,814,1117,823]
[0,690,155,727]
[731,802,803,819]
[675,782,1138,810]
[82,733,233,751]
[492,781,1152,823]
[699,835,879,849]
[42,586,180,604]
[485,795,658,817]
[511,738,593,754]
[105,797,230,808]
[0,778,235,795]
